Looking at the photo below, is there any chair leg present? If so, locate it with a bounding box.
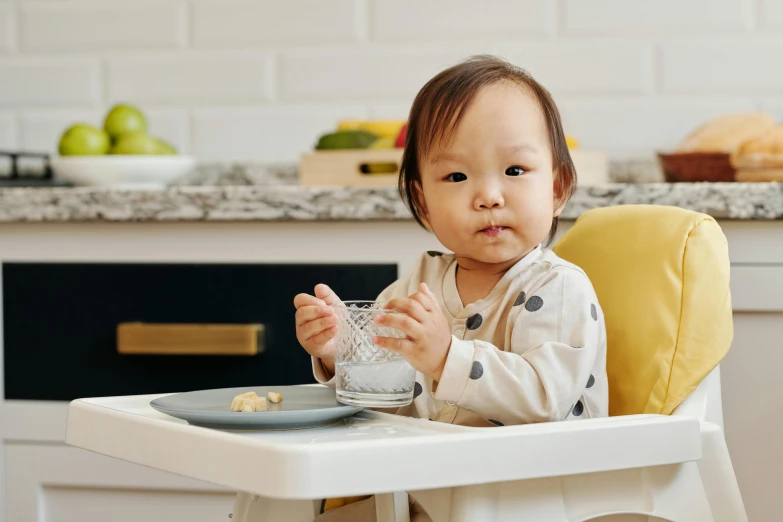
[698,423,749,522]
[375,492,411,522]
[231,492,318,522]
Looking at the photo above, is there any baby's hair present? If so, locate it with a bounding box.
[398,54,577,245]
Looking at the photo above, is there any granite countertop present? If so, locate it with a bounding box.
[1,161,782,223]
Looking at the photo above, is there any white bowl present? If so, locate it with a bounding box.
[51,155,197,188]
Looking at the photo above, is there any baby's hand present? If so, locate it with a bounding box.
[294,284,341,371]
[373,283,451,382]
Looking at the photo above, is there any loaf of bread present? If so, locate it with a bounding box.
[732,126,783,169]
[735,168,783,182]
[678,112,776,153]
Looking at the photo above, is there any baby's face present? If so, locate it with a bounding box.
[419,81,562,266]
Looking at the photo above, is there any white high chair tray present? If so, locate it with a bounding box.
[66,385,703,501]
[149,385,362,430]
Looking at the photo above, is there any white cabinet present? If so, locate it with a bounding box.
[6,443,234,522]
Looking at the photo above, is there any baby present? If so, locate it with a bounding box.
[295,55,607,520]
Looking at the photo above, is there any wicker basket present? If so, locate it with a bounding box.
[657,152,736,182]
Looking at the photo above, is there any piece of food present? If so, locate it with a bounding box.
[58,124,111,156]
[154,138,177,155]
[677,112,776,153]
[110,131,161,155]
[369,136,396,149]
[316,130,379,150]
[394,123,407,148]
[230,391,268,412]
[267,391,283,404]
[104,104,147,141]
[337,120,405,138]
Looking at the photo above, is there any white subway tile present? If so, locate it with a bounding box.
[371,0,554,41]
[20,110,102,153]
[191,0,360,47]
[0,3,14,53]
[21,1,185,51]
[661,41,783,93]
[757,99,783,123]
[498,41,653,95]
[760,0,783,29]
[192,105,368,162]
[108,53,274,104]
[564,0,752,34]
[557,97,756,157]
[369,104,412,119]
[281,47,494,101]
[0,113,16,149]
[0,58,100,107]
[20,108,190,154]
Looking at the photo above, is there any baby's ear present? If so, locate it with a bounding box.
[552,170,569,217]
[413,181,432,228]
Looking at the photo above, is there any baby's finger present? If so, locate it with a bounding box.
[294,293,326,309]
[409,290,434,312]
[295,304,334,326]
[372,335,414,354]
[300,315,338,340]
[309,325,338,347]
[419,283,438,306]
[385,297,428,322]
[314,284,341,306]
[375,310,422,338]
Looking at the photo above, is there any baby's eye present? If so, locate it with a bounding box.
[505,166,526,177]
[445,172,468,182]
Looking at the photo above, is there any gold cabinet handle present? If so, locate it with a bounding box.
[117,323,264,356]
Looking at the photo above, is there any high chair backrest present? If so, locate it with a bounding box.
[552,205,733,417]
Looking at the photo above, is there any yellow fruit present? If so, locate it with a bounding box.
[337,120,405,138]
[104,104,147,141]
[369,136,396,149]
[58,124,111,156]
[566,135,579,149]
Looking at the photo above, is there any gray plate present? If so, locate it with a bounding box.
[150,385,362,431]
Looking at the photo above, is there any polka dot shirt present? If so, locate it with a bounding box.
[314,245,608,427]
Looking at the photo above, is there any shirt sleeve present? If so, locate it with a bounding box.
[432,266,602,424]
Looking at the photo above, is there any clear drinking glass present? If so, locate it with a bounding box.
[333,301,416,408]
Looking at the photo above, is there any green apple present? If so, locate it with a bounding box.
[104,104,147,140]
[110,132,160,155]
[154,138,177,155]
[58,124,111,156]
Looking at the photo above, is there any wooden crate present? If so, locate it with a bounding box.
[299,149,608,187]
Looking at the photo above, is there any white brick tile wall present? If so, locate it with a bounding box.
[0,58,100,107]
[0,113,16,149]
[371,0,554,41]
[20,1,185,52]
[281,47,495,101]
[0,0,780,160]
[760,0,783,29]
[564,0,752,35]
[661,41,783,93]
[557,97,756,156]
[0,2,14,53]
[107,53,274,104]
[498,41,653,95]
[191,0,361,47]
[192,104,367,161]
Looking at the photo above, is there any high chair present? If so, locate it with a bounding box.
[65,205,747,522]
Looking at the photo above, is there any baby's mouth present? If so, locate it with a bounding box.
[479,226,508,238]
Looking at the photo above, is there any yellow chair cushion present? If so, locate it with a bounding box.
[553,205,733,416]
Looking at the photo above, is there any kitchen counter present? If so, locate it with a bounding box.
[1,175,782,223]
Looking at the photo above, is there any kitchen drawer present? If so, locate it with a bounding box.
[3,262,396,401]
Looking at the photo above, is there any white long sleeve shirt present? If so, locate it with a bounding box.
[314,245,608,427]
